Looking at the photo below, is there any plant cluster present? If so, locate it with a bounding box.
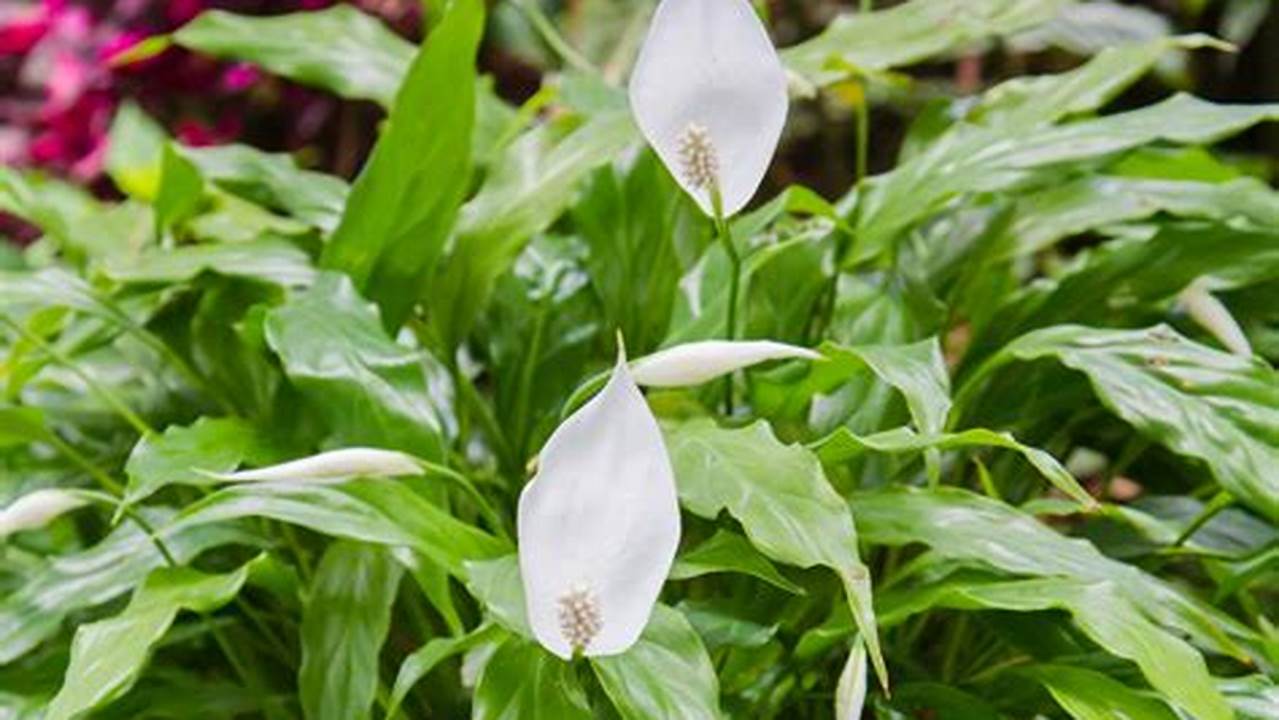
[1,0,1277,718]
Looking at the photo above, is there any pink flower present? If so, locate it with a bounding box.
[0,13,50,55]
[219,62,260,93]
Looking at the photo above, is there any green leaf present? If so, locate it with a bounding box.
[664,419,887,691]
[105,102,167,201]
[154,143,204,231]
[591,605,722,720]
[432,110,636,349]
[783,0,1069,87]
[1018,664,1178,720]
[0,513,258,664]
[104,237,316,287]
[879,576,1231,720]
[464,554,531,636]
[173,6,413,107]
[0,404,53,448]
[980,325,1279,521]
[1003,175,1279,257]
[300,542,403,720]
[856,93,1279,264]
[852,486,1257,662]
[180,144,348,233]
[386,624,502,719]
[472,638,592,720]
[172,479,507,577]
[265,273,453,459]
[45,560,255,720]
[321,0,484,327]
[669,529,806,595]
[122,417,260,506]
[812,426,1094,507]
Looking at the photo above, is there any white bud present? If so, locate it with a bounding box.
[0,489,87,538]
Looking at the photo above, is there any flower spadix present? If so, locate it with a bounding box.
[631,339,822,388]
[629,0,788,217]
[517,350,680,659]
[0,489,87,539]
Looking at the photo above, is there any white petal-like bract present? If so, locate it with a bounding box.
[517,353,680,659]
[835,640,868,720]
[630,340,822,388]
[1179,281,1252,357]
[0,489,87,538]
[205,448,422,483]
[629,0,788,217]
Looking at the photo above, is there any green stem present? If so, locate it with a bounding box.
[711,187,740,416]
[415,460,509,541]
[2,316,155,437]
[43,433,126,496]
[1172,491,1233,547]
[516,0,596,75]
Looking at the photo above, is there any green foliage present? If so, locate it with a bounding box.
[1,1,1276,718]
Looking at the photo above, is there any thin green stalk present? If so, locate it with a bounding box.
[515,0,596,75]
[513,301,549,460]
[414,460,509,541]
[710,187,740,415]
[43,433,125,496]
[2,316,155,437]
[1172,490,1233,547]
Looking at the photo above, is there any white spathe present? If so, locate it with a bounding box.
[205,448,421,483]
[517,351,680,659]
[0,489,87,538]
[1178,280,1252,358]
[835,640,868,720]
[630,339,822,388]
[629,0,788,217]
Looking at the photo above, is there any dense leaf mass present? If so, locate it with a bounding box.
[1,1,1276,718]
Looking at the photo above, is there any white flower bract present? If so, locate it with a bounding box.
[628,0,788,217]
[204,448,422,483]
[0,489,88,538]
[1178,280,1252,358]
[630,339,822,388]
[517,350,680,659]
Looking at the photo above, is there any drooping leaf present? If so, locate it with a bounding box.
[104,237,316,287]
[878,576,1231,720]
[300,542,403,720]
[172,479,507,577]
[977,325,1279,521]
[122,416,262,507]
[321,0,484,327]
[852,486,1257,661]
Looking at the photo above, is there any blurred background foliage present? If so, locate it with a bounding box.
[2,0,1276,218]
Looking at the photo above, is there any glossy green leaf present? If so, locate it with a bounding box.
[386,624,502,719]
[105,237,316,287]
[154,143,204,231]
[45,560,255,720]
[105,102,167,202]
[122,417,261,506]
[812,426,1093,506]
[0,513,258,664]
[879,576,1231,720]
[172,479,507,577]
[852,486,1256,661]
[180,144,348,233]
[265,273,452,459]
[432,110,636,349]
[300,542,403,720]
[664,419,886,691]
[1019,664,1178,720]
[591,605,721,720]
[173,6,412,107]
[783,0,1069,87]
[321,0,484,327]
[983,325,1279,520]
[669,529,805,595]
[472,638,592,720]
